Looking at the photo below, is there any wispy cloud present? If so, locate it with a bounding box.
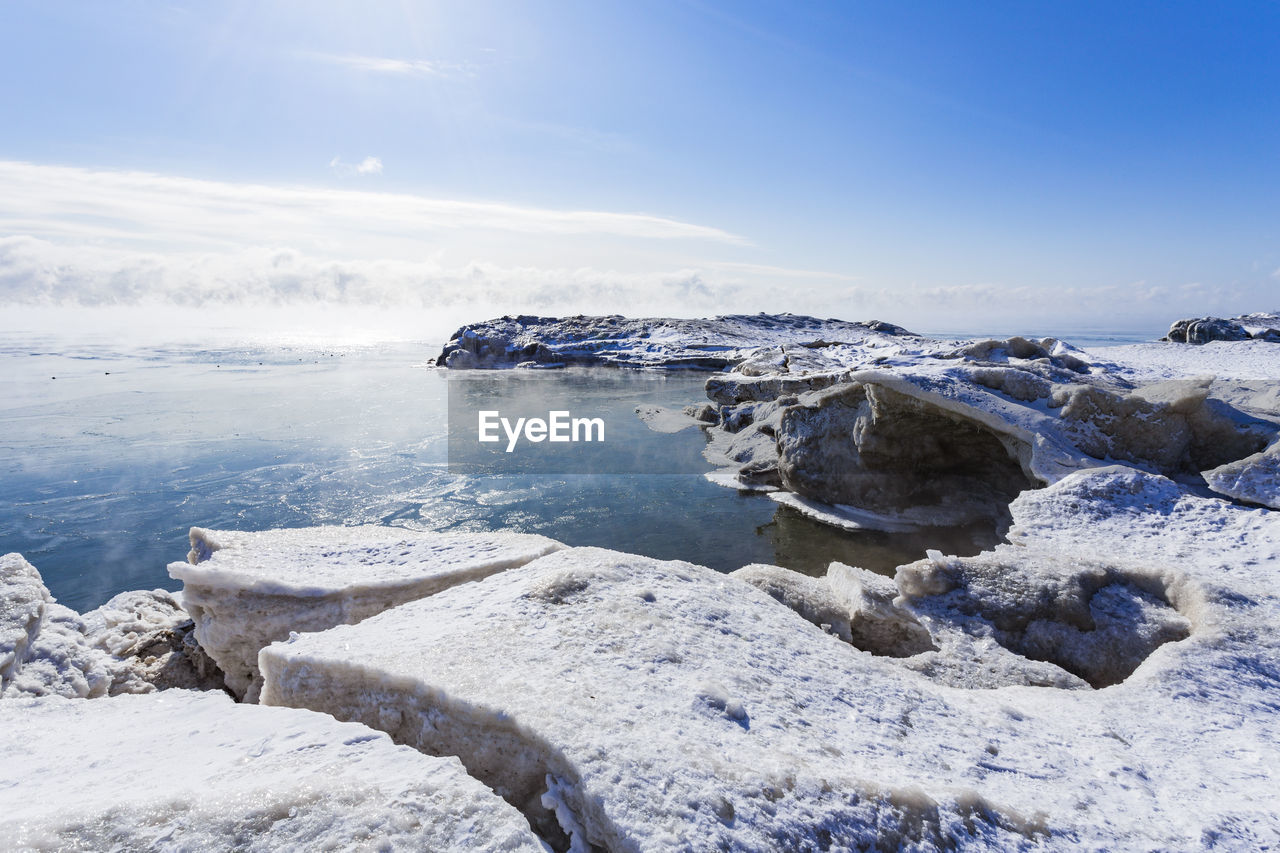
[304,52,470,78]
[0,161,747,253]
[329,155,383,177]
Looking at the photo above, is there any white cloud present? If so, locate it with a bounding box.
[328,155,383,177]
[305,52,467,78]
[0,161,747,257]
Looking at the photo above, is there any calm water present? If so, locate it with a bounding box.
[0,338,1006,611]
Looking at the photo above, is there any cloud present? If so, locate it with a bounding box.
[0,161,747,256]
[329,155,383,177]
[305,52,468,78]
[2,234,1269,345]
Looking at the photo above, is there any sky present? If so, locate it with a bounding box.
[0,0,1277,341]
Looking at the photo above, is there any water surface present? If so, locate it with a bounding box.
[1,338,996,611]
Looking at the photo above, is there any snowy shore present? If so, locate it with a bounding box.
[3,312,1280,850]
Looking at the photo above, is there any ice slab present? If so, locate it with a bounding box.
[169,525,563,700]
[261,470,1280,850]
[0,691,543,851]
[1203,441,1280,509]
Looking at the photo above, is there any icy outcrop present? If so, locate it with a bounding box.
[1162,317,1252,344]
[700,337,1275,529]
[0,553,44,690]
[436,313,919,369]
[774,381,1037,527]
[1203,441,1280,509]
[0,692,544,851]
[82,589,227,692]
[169,525,563,700]
[259,473,1280,849]
[1,553,144,699]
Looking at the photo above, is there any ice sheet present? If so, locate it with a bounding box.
[0,691,544,851]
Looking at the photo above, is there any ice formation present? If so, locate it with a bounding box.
[169,525,563,700]
[0,691,543,851]
[1,553,145,699]
[259,467,1280,849]
[699,346,1275,530]
[1203,441,1280,509]
[82,588,227,692]
[436,313,919,369]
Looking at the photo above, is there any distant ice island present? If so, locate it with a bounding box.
[4,311,1280,851]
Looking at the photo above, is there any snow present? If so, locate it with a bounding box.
[1,553,145,699]
[82,588,228,692]
[0,691,544,851]
[436,313,921,369]
[0,553,45,690]
[1086,339,1280,383]
[259,471,1280,850]
[690,333,1279,530]
[169,525,563,700]
[1203,441,1280,509]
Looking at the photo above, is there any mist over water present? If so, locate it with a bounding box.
[2,333,1052,610]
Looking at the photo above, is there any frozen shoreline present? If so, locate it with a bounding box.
[3,312,1280,850]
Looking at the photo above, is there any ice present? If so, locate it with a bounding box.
[730,562,933,655]
[1,553,144,699]
[0,691,544,851]
[82,588,227,692]
[0,553,44,690]
[728,562,856,642]
[1203,441,1280,509]
[698,336,1276,530]
[634,403,703,433]
[258,471,1280,850]
[169,525,563,700]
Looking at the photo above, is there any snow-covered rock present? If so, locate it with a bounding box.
[1,553,145,699]
[436,313,919,370]
[0,691,544,851]
[1162,316,1252,344]
[704,357,1273,529]
[82,588,227,692]
[259,472,1280,850]
[168,525,563,700]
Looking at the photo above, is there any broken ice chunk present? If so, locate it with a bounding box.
[169,525,563,700]
[1,553,143,699]
[0,691,543,851]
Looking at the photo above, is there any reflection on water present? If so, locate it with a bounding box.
[0,338,1001,611]
[759,504,1000,577]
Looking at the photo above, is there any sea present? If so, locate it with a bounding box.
[0,326,1162,612]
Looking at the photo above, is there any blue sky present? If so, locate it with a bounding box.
[1,1,1277,339]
